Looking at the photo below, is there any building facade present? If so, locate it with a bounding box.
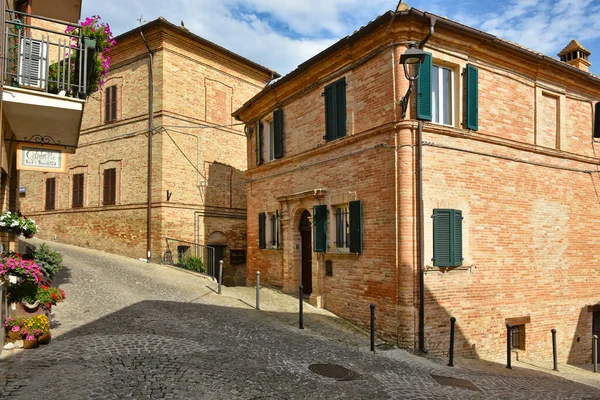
[18,19,276,284]
[233,7,600,363]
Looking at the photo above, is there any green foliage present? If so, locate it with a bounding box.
[7,282,37,304]
[24,243,63,281]
[176,256,205,273]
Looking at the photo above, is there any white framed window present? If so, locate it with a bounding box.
[431,65,454,126]
[261,118,276,162]
[334,205,349,252]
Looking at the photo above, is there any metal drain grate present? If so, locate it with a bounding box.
[308,364,360,381]
[430,374,481,392]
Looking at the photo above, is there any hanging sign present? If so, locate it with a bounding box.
[16,143,67,172]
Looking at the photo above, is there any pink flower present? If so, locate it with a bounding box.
[25,335,34,341]
[11,326,20,332]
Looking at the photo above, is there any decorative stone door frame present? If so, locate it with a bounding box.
[277,189,327,307]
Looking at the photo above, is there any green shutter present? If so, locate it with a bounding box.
[453,210,463,266]
[466,64,478,131]
[324,83,336,141]
[273,108,284,159]
[349,200,362,254]
[335,77,346,138]
[417,52,432,121]
[256,121,263,165]
[433,209,463,267]
[313,205,327,252]
[259,213,266,249]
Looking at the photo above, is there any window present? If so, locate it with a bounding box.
[103,168,116,205]
[432,209,463,267]
[256,109,284,165]
[258,212,266,249]
[72,173,84,208]
[269,211,279,249]
[45,178,56,210]
[511,325,526,350]
[230,249,246,265]
[431,65,454,125]
[335,206,349,250]
[177,245,190,262]
[105,85,117,123]
[324,77,346,141]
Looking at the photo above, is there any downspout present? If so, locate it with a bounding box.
[417,16,435,354]
[140,29,154,262]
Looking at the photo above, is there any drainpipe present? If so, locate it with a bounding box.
[140,28,154,262]
[417,15,435,354]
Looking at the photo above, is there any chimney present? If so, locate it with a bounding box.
[558,40,591,72]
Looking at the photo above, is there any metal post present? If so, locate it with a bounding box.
[551,329,558,372]
[218,260,223,295]
[370,304,375,352]
[594,335,598,373]
[255,271,260,310]
[448,317,456,367]
[506,324,512,369]
[299,285,304,329]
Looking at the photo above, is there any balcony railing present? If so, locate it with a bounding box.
[3,10,93,98]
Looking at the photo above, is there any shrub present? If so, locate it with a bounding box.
[176,256,205,273]
[24,244,63,281]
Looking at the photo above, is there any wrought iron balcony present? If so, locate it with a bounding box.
[3,9,94,98]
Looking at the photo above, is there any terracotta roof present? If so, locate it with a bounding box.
[558,39,591,56]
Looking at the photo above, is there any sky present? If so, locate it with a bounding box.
[81,0,600,77]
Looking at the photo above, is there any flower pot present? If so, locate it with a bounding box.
[22,300,40,311]
[7,275,19,284]
[38,332,51,345]
[23,338,39,349]
[7,330,21,340]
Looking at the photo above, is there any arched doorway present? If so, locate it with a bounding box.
[299,210,312,296]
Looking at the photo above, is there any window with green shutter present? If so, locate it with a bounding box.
[432,209,463,267]
[258,213,266,249]
[324,77,347,141]
[349,200,363,254]
[313,205,327,252]
[466,64,479,131]
[417,52,432,121]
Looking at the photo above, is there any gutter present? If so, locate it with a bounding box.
[416,16,435,355]
[140,28,154,262]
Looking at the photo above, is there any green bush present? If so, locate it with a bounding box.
[176,256,205,273]
[23,243,63,281]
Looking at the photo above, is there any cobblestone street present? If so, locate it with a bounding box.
[0,240,599,399]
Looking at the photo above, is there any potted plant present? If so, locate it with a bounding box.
[23,244,63,282]
[3,316,25,342]
[21,314,49,349]
[36,285,66,311]
[0,255,43,284]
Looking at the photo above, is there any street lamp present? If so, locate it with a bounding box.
[399,42,427,119]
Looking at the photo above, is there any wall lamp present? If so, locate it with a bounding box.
[399,42,427,119]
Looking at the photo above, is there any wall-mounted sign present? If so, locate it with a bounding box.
[16,143,66,172]
[18,186,26,194]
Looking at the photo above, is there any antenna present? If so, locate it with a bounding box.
[137,15,149,25]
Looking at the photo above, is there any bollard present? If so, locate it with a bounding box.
[594,335,598,373]
[448,317,456,367]
[255,271,260,310]
[551,329,558,372]
[299,285,304,329]
[218,260,223,294]
[370,304,376,352]
[506,324,512,369]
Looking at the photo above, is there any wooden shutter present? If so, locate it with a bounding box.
[466,64,479,131]
[349,200,362,254]
[45,178,55,210]
[324,83,336,141]
[313,205,327,252]
[111,86,117,121]
[273,109,284,159]
[275,209,279,248]
[103,168,116,205]
[594,102,600,138]
[256,121,263,165]
[433,209,462,267]
[417,52,432,121]
[72,174,84,208]
[258,213,266,249]
[335,77,347,138]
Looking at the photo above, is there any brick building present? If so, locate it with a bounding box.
[233,7,600,364]
[18,18,277,283]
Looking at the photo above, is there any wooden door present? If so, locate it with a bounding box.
[594,312,600,363]
[299,210,312,296]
